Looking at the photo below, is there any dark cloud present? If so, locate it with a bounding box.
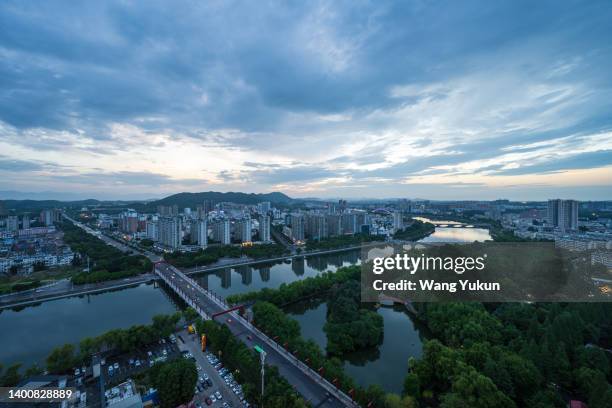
[0,1,611,198]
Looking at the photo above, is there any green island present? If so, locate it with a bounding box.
[165,243,289,268]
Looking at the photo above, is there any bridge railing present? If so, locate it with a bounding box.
[155,264,358,407]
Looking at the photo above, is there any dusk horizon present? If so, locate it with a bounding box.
[1,1,611,201]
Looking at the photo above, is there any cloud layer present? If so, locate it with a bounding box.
[0,0,611,200]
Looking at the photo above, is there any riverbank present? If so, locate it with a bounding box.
[0,273,156,310]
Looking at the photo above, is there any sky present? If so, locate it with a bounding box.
[0,0,611,201]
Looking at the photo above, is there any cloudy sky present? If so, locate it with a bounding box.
[0,0,611,200]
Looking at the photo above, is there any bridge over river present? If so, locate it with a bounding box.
[154,262,357,408]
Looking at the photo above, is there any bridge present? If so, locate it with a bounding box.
[154,261,357,408]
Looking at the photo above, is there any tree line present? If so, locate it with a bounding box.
[165,243,289,268]
[0,312,183,386]
[60,221,152,284]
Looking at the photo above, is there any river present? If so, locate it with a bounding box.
[285,217,492,393]
[0,250,359,370]
[0,221,489,393]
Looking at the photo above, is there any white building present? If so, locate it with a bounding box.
[212,219,231,245]
[145,220,158,241]
[158,217,181,249]
[192,218,208,247]
[258,201,271,214]
[236,218,252,243]
[548,199,579,231]
[392,211,404,232]
[6,216,18,232]
[290,214,305,242]
[258,215,271,242]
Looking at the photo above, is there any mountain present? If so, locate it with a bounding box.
[147,191,294,209]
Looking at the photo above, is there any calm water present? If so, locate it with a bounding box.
[0,226,489,388]
[0,250,360,370]
[286,221,493,393]
[192,250,361,299]
[0,283,180,368]
[417,217,492,243]
[287,300,426,393]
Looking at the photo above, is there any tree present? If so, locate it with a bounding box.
[152,359,198,408]
[46,344,76,373]
[182,307,199,323]
[440,368,516,408]
[0,363,22,387]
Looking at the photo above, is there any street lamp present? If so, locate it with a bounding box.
[254,345,266,407]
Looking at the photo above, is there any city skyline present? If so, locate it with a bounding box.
[1,1,611,200]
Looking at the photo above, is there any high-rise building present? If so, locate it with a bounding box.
[236,218,252,243]
[191,219,208,247]
[290,214,305,241]
[158,205,179,217]
[341,213,357,234]
[306,214,328,240]
[158,217,182,249]
[258,201,271,214]
[40,210,52,226]
[6,215,18,232]
[146,220,159,241]
[547,199,579,231]
[393,211,404,232]
[258,215,271,242]
[326,214,341,236]
[22,215,30,229]
[212,219,231,245]
[196,201,213,219]
[120,210,139,233]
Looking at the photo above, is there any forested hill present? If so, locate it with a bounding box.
[0,191,295,212]
[146,191,294,209]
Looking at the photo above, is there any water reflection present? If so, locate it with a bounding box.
[420,227,491,242]
[0,283,179,369]
[286,300,427,394]
[191,250,361,298]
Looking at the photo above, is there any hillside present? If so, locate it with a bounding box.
[146,191,294,210]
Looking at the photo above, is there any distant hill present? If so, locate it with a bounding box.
[147,191,294,210]
[1,199,105,212]
[0,191,296,213]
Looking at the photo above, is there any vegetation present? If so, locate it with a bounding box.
[392,219,435,240]
[324,280,384,355]
[305,233,379,251]
[227,265,361,305]
[43,313,182,374]
[59,220,152,284]
[0,279,42,295]
[151,359,198,408]
[139,191,293,212]
[195,319,308,408]
[165,244,289,268]
[140,238,155,247]
[407,302,612,407]
[248,301,404,406]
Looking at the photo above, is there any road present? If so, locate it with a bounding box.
[155,262,353,408]
[0,273,155,309]
[62,214,162,262]
[177,329,244,407]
